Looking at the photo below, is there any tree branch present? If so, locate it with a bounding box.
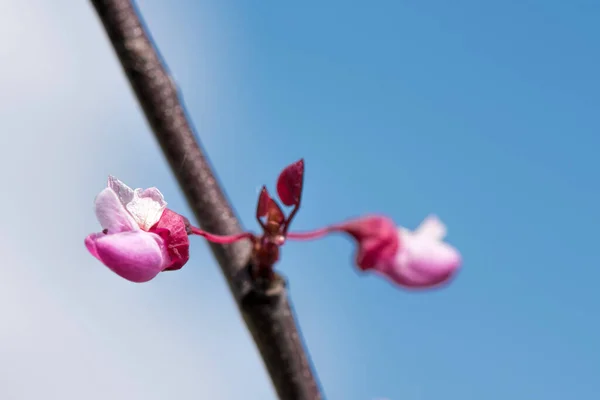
[89,1,323,399]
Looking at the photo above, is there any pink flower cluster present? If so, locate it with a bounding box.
[85,161,461,289]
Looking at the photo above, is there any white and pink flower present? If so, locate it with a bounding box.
[85,176,189,283]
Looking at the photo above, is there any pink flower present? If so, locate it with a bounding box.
[84,176,189,283]
[339,215,462,289]
[288,214,461,289]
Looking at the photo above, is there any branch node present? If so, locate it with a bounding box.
[235,262,287,307]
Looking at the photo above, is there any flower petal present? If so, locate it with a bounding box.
[84,232,103,259]
[107,175,134,206]
[414,214,447,240]
[94,187,138,233]
[337,215,400,271]
[126,188,167,231]
[388,229,461,288]
[85,230,168,283]
[107,176,167,230]
[148,208,190,271]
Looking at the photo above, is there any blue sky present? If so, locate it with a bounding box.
[1,0,598,399]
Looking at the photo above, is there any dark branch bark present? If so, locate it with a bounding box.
[89,1,323,399]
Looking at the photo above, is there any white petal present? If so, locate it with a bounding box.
[107,175,134,206]
[414,214,447,240]
[125,187,167,230]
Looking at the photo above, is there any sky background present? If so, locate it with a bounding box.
[0,0,599,399]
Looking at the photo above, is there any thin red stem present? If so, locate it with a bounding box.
[286,226,336,241]
[190,226,255,244]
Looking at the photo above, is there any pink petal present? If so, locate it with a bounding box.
[337,215,400,270]
[148,209,190,271]
[84,230,168,283]
[94,187,138,234]
[384,230,461,288]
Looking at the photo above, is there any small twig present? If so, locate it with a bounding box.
[89,1,323,398]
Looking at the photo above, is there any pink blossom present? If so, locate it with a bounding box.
[84,177,189,283]
[340,215,461,289]
[287,214,461,289]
